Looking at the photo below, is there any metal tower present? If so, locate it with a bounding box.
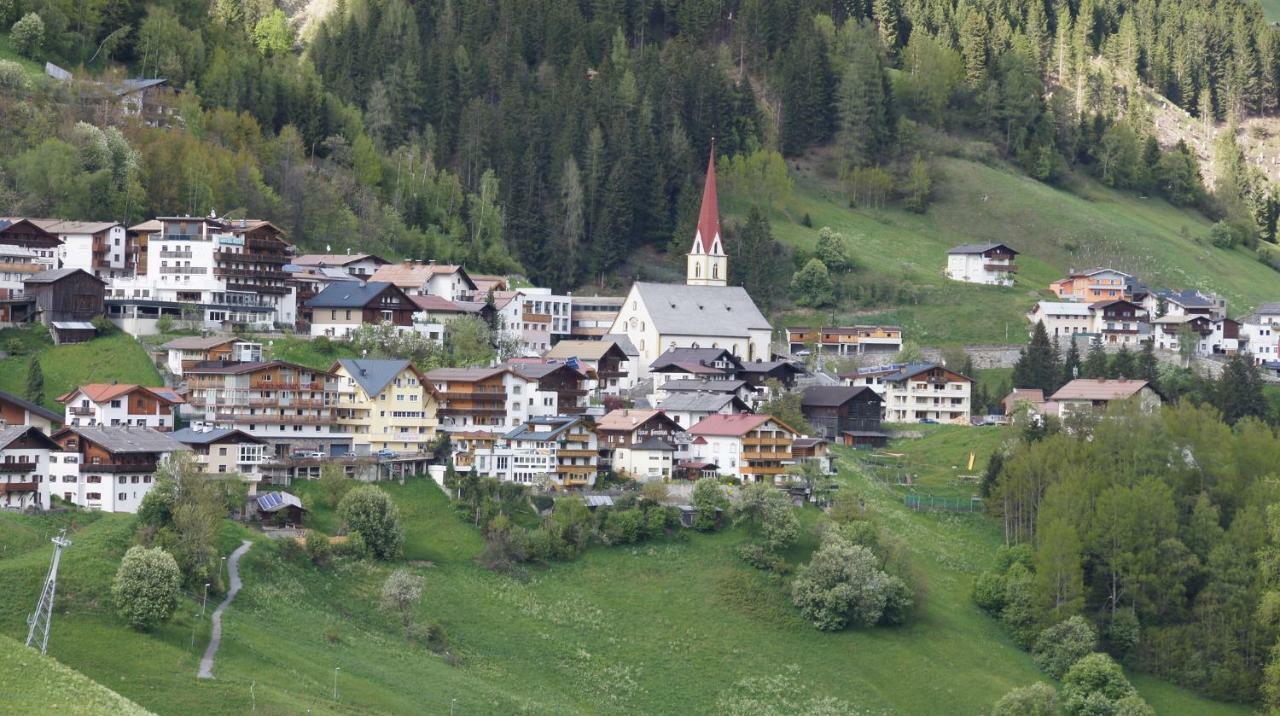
[26,529,71,655]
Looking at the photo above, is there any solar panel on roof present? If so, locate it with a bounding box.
[258,492,282,510]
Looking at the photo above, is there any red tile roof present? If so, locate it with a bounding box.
[688,413,793,437]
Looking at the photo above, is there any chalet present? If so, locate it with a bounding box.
[945,243,1018,286]
[169,427,267,492]
[370,260,477,301]
[0,426,60,510]
[57,383,182,431]
[879,364,972,424]
[785,326,903,356]
[741,360,806,391]
[594,409,686,480]
[306,281,417,337]
[1152,314,1214,354]
[791,437,835,475]
[24,268,105,343]
[426,367,526,432]
[1049,379,1162,419]
[183,361,347,456]
[47,426,189,513]
[1090,299,1147,346]
[687,413,798,484]
[1150,288,1226,320]
[543,339,634,395]
[291,253,389,279]
[507,362,589,415]
[654,378,755,406]
[1050,268,1134,303]
[0,218,61,265]
[800,386,884,440]
[473,415,599,489]
[286,263,359,324]
[0,389,61,432]
[655,392,751,429]
[1001,389,1046,417]
[161,335,262,376]
[0,245,42,323]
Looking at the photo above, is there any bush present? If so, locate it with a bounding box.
[690,477,728,531]
[278,536,306,562]
[111,546,181,630]
[10,12,44,58]
[1106,607,1140,658]
[600,508,643,545]
[408,621,449,653]
[0,60,29,90]
[339,485,404,560]
[1033,616,1098,680]
[992,682,1058,716]
[972,571,1007,613]
[336,530,368,559]
[736,542,791,573]
[316,465,353,508]
[791,533,907,631]
[312,335,334,355]
[304,530,332,567]
[1061,653,1140,716]
[1000,563,1041,646]
[381,569,424,636]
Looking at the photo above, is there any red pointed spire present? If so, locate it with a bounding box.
[694,141,721,255]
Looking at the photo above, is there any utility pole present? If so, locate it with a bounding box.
[26,529,71,655]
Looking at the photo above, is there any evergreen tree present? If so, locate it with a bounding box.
[1012,322,1061,394]
[873,0,899,52]
[1137,340,1160,390]
[25,358,43,406]
[778,30,837,155]
[837,23,894,170]
[1061,338,1082,386]
[1214,352,1268,425]
[1082,342,1109,378]
[730,207,789,310]
[960,11,988,86]
[1110,345,1136,378]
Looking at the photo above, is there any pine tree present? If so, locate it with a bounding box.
[960,11,989,87]
[1137,340,1160,391]
[1082,342,1109,378]
[838,24,893,170]
[1110,345,1136,378]
[26,358,44,406]
[1215,352,1268,425]
[1012,322,1062,394]
[1061,338,1082,386]
[873,0,899,52]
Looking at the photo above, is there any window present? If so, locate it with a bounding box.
[219,447,228,456]
[87,492,101,500]
[118,492,126,501]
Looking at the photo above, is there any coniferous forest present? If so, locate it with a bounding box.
[3,0,1280,290]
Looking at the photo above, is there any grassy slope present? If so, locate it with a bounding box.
[0,462,1249,714]
[1261,0,1280,21]
[724,156,1279,345]
[0,33,45,76]
[0,330,162,413]
[0,634,155,715]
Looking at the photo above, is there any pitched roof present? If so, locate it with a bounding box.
[947,242,1018,255]
[660,378,749,394]
[1033,302,1092,316]
[306,281,401,309]
[184,360,328,377]
[1049,379,1154,402]
[507,362,585,381]
[880,363,970,383]
[161,335,238,350]
[1002,388,1045,405]
[1158,289,1215,308]
[292,254,388,267]
[595,409,666,432]
[1257,302,1280,315]
[169,427,265,445]
[634,437,676,451]
[41,220,121,235]
[602,333,639,356]
[58,426,189,453]
[337,358,413,397]
[503,416,583,441]
[257,491,303,512]
[24,268,104,285]
[370,262,476,291]
[694,148,721,254]
[631,282,770,337]
[410,294,471,313]
[656,392,746,413]
[650,347,742,373]
[544,339,628,361]
[741,360,805,375]
[424,366,510,382]
[689,413,794,437]
[0,389,61,423]
[57,383,180,405]
[800,385,882,408]
[0,425,60,450]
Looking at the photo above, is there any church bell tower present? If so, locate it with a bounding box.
[687,144,727,287]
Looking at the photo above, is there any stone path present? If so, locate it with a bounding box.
[197,539,252,679]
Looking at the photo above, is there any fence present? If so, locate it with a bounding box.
[904,493,983,513]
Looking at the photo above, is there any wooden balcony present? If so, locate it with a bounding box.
[84,461,158,473]
[214,413,330,425]
[0,461,38,473]
[557,449,597,458]
[0,481,37,492]
[250,380,325,391]
[743,437,790,447]
[984,263,1018,272]
[744,465,788,475]
[743,450,791,460]
[522,311,552,323]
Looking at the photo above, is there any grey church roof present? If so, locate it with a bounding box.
[631,282,771,337]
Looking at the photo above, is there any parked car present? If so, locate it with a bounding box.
[376,449,399,460]
[292,450,326,459]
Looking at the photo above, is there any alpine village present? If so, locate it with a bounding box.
[7,1,1280,714]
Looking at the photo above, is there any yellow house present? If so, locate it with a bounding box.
[330,359,440,455]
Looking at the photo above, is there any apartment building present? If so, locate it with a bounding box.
[57,383,182,430]
[1091,299,1147,346]
[686,413,797,484]
[569,295,623,339]
[507,362,589,416]
[426,367,529,432]
[1050,268,1133,302]
[878,363,972,424]
[785,325,903,356]
[370,260,477,301]
[106,216,296,334]
[1027,302,1094,340]
[46,426,189,513]
[1151,314,1214,353]
[48,221,129,279]
[330,358,439,455]
[0,426,60,510]
[944,243,1018,286]
[184,361,348,456]
[472,415,599,488]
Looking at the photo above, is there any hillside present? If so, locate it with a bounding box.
[722,155,1278,345]
[0,633,154,715]
[0,448,1248,714]
[0,329,162,413]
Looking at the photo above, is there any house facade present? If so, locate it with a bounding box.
[686,413,797,484]
[369,261,477,301]
[169,426,267,492]
[162,336,262,376]
[785,326,903,355]
[594,409,686,480]
[306,281,417,337]
[1049,379,1162,419]
[0,426,59,510]
[800,386,884,439]
[0,389,61,432]
[24,268,105,343]
[427,367,529,432]
[945,243,1018,286]
[473,416,599,488]
[46,426,188,513]
[879,364,972,424]
[58,384,181,431]
[331,359,439,456]
[1050,268,1133,303]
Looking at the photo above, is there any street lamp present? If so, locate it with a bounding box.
[451,698,457,716]
[201,583,210,616]
[221,556,227,584]
[333,666,340,701]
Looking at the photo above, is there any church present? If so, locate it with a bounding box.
[610,149,774,379]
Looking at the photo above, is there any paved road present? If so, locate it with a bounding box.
[197,539,252,679]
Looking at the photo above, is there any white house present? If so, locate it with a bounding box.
[878,363,972,424]
[1240,309,1280,364]
[944,243,1018,286]
[1049,379,1162,420]
[46,426,189,513]
[57,383,182,430]
[291,253,389,279]
[471,415,598,489]
[47,221,129,279]
[1027,302,1093,340]
[686,413,797,484]
[370,260,477,301]
[0,426,59,511]
[655,392,751,429]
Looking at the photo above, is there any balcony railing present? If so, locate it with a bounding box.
[68,406,95,416]
[160,266,208,275]
[984,263,1018,272]
[557,449,597,458]
[743,450,791,460]
[159,250,194,258]
[0,481,37,492]
[0,461,39,473]
[214,413,330,425]
[744,437,791,447]
[84,461,158,473]
[250,380,325,391]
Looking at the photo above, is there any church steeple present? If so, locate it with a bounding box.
[687,142,727,287]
